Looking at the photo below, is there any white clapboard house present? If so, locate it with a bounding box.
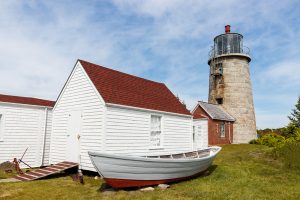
[0,94,54,167]
[49,60,205,171]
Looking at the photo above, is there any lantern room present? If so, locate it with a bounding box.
[211,25,249,57]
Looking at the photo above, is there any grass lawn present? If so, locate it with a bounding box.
[0,144,299,200]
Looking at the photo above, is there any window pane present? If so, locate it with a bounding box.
[151,116,161,131]
[150,131,161,147]
[220,122,225,137]
[150,116,161,147]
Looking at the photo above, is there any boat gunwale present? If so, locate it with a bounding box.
[88,146,221,163]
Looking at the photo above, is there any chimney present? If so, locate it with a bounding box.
[225,25,231,33]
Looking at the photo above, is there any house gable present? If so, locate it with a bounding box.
[53,61,105,110]
[50,61,105,171]
[192,105,211,120]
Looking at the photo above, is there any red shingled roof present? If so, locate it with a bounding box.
[0,94,55,107]
[79,60,191,116]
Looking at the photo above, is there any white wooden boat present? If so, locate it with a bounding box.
[88,146,221,188]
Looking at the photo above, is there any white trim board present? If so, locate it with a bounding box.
[106,103,192,118]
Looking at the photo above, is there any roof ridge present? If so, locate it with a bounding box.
[78,59,164,85]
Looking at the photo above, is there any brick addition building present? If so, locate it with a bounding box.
[192,101,235,145]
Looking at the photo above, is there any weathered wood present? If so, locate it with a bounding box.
[14,161,78,181]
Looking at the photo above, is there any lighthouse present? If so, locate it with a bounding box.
[208,25,257,143]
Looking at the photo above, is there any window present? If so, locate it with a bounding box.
[215,63,223,75]
[220,122,225,137]
[0,114,3,141]
[150,115,162,148]
[212,63,223,76]
[216,98,223,104]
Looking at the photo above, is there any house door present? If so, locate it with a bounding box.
[193,120,208,149]
[66,110,82,162]
[194,125,203,149]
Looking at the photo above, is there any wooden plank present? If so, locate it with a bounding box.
[14,176,29,181]
[27,171,44,177]
[16,174,36,180]
[32,169,49,175]
[54,163,73,167]
[42,168,58,172]
[55,163,73,168]
[27,171,46,176]
[61,161,78,165]
[47,165,65,170]
[38,169,52,174]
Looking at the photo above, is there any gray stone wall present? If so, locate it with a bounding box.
[208,55,257,143]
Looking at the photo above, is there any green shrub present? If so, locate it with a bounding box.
[294,132,300,142]
[281,125,300,138]
[272,142,300,170]
[256,133,285,147]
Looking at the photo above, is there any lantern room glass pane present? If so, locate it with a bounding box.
[214,33,243,56]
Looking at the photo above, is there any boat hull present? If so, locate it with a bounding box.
[104,171,206,188]
[88,147,221,188]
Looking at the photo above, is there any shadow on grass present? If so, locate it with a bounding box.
[34,167,98,181]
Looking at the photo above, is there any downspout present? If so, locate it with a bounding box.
[228,122,232,144]
[41,107,48,166]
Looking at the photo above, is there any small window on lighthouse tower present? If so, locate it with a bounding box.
[214,63,223,75]
[216,98,223,104]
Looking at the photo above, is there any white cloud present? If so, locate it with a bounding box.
[0,1,122,99]
[0,0,299,128]
[263,61,300,86]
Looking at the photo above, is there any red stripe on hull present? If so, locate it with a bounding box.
[104,171,205,188]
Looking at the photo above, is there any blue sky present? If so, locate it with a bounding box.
[0,0,299,128]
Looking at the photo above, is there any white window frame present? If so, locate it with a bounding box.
[0,113,4,141]
[149,114,163,149]
[220,122,225,138]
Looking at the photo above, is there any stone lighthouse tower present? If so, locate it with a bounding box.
[208,25,257,143]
